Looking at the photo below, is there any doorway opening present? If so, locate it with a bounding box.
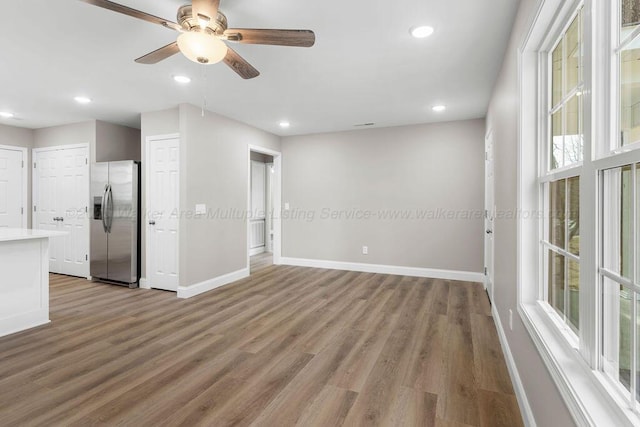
[248,146,281,274]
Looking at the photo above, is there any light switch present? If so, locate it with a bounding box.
[195,204,207,215]
[284,202,290,210]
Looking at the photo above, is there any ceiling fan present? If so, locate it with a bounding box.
[79,0,316,79]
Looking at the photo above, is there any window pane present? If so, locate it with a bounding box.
[603,167,633,279]
[636,297,640,403]
[550,180,566,249]
[565,14,581,94]
[622,166,633,279]
[637,165,640,282]
[568,259,580,330]
[552,42,563,107]
[603,278,632,394]
[549,250,565,314]
[622,0,640,29]
[620,34,640,146]
[620,288,634,392]
[568,176,580,255]
[551,110,563,169]
[564,95,583,166]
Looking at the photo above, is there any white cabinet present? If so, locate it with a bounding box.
[33,146,89,278]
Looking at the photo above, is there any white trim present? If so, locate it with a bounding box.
[32,143,90,153]
[249,246,265,256]
[177,267,249,299]
[0,144,28,228]
[280,257,484,283]
[519,303,638,426]
[247,145,282,269]
[145,134,180,292]
[139,277,149,289]
[491,304,536,427]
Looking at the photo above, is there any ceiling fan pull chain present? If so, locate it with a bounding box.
[202,66,207,117]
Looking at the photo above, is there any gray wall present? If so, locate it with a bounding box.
[34,120,97,163]
[0,123,34,227]
[139,105,280,286]
[280,119,485,273]
[179,104,280,287]
[486,0,575,425]
[96,120,141,162]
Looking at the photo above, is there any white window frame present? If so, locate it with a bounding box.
[518,0,640,424]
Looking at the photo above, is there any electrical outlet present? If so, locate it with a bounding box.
[509,309,513,331]
[362,246,368,255]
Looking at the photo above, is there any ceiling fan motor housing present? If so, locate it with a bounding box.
[177,5,228,34]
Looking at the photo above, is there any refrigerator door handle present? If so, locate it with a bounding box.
[106,184,114,234]
[101,184,109,233]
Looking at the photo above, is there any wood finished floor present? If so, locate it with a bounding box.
[0,265,523,427]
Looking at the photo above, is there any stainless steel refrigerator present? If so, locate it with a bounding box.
[90,161,140,287]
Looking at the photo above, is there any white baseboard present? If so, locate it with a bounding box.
[0,310,50,338]
[492,304,536,427]
[249,246,266,256]
[177,268,250,299]
[279,257,484,283]
[139,277,149,289]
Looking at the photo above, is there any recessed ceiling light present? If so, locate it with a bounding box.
[432,105,446,112]
[279,121,290,128]
[410,25,434,39]
[74,96,92,104]
[0,112,14,118]
[173,75,191,84]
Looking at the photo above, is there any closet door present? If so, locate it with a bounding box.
[34,146,89,277]
[35,149,63,273]
[58,147,89,277]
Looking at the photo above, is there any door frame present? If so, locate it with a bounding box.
[32,143,90,278]
[0,144,28,228]
[484,130,495,303]
[144,134,180,290]
[247,145,282,268]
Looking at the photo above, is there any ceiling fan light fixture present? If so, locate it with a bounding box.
[177,30,227,64]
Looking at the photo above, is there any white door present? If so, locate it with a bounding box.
[0,148,25,228]
[34,146,89,277]
[147,137,179,291]
[58,147,90,277]
[484,132,495,303]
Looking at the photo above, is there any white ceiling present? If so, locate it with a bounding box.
[0,0,521,136]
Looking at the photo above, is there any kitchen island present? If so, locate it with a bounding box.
[0,228,66,337]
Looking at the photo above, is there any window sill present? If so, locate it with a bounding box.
[519,302,638,426]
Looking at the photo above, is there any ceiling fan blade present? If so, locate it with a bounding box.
[224,29,315,47]
[134,42,181,64]
[192,0,220,24]
[78,0,181,31]
[223,48,260,79]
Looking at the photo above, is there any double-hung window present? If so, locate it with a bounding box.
[542,9,583,337]
[599,0,640,412]
[519,0,640,424]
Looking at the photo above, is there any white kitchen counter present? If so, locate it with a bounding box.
[0,228,67,242]
[0,228,66,337]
